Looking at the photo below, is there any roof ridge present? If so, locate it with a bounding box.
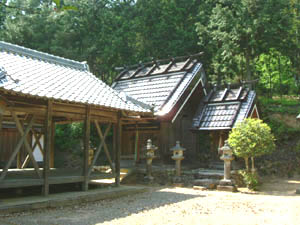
[0,41,88,71]
[115,52,203,81]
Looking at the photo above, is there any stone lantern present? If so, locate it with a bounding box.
[170,141,186,177]
[144,139,157,182]
[217,140,236,192]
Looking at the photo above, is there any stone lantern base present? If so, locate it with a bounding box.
[144,175,154,184]
[217,179,237,192]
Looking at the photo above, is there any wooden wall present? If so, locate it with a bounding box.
[121,129,160,160]
[0,128,28,168]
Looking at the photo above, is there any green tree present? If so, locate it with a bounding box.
[228,118,275,172]
[196,0,294,87]
[256,49,296,96]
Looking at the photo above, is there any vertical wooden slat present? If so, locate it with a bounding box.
[82,105,91,191]
[43,100,52,196]
[50,122,55,168]
[115,112,122,186]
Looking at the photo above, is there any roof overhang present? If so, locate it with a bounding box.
[155,63,206,119]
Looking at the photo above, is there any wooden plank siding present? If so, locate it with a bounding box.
[0,129,29,168]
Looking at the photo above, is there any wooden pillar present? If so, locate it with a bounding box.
[134,123,139,163]
[43,100,53,196]
[112,123,116,166]
[82,105,91,191]
[0,112,2,132]
[50,122,55,168]
[115,112,121,186]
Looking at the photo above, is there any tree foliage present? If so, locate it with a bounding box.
[228,118,275,167]
[0,0,299,91]
[196,0,297,88]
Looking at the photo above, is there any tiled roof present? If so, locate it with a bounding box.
[192,87,256,130]
[0,41,149,113]
[112,57,207,116]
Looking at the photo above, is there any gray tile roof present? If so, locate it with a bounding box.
[192,87,256,130]
[112,58,206,116]
[0,41,149,113]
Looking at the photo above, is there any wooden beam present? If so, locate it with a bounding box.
[0,115,35,181]
[11,112,42,179]
[6,105,46,115]
[21,130,43,168]
[82,105,91,191]
[53,103,118,119]
[115,112,122,186]
[87,122,112,176]
[94,122,114,172]
[32,130,44,155]
[43,100,53,196]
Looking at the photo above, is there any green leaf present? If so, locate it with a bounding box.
[62,5,78,11]
[53,0,60,8]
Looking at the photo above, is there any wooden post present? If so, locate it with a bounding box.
[50,122,55,168]
[112,123,116,167]
[82,105,91,191]
[43,100,52,196]
[134,123,139,163]
[115,112,122,186]
[0,113,2,133]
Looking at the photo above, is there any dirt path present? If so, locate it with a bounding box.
[1,176,300,225]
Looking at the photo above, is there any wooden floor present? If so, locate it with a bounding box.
[0,168,115,189]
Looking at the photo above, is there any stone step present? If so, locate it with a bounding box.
[193,169,224,180]
[193,179,220,189]
[209,162,224,170]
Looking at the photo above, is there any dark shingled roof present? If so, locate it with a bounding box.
[192,87,256,130]
[112,56,207,116]
[0,41,149,113]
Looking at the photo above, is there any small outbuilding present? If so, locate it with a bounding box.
[112,54,208,162]
[191,86,259,159]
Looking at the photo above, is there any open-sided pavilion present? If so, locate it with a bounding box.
[0,41,150,196]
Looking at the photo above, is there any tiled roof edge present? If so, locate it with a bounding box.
[157,62,202,113]
[244,90,256,118]
[0,41,88,71]
[125,95,153,111]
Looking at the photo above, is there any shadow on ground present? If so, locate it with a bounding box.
[0,187,205,225]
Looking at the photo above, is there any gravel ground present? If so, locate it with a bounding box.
[1,178,300,225]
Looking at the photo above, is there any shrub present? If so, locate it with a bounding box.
[228,118,275,171]
[239,170,260,190]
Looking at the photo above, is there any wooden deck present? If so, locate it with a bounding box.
[0,168,115,189]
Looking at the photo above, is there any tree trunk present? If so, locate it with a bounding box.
[251,157,255,174]
[245,52,252,89]
[244,157,249,171]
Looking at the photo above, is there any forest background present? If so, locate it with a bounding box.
[1,0,300,174]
